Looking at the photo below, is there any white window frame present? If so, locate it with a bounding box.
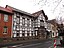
[20,34,22,37]
[3,26,8,34]
[4,14,8,22]
[13,34,16,37]
[16,18,19,23]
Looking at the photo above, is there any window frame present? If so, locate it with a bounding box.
[3,26,8,34]
[4,14,8,22]
[16,33,19,37]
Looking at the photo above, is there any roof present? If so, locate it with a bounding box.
[0,6,13,14]
[32,10,43,17]
[47,19,56,23]
[32,10,48,20]
[47,19,58,26]
[6,5,34,17]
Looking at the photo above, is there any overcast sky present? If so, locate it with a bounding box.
[0,0,64,20]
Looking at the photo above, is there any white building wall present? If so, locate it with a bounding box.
[14,34,16,37]
[12,12,36,38]
[36,31,37,36]
[25,34,27,37]
[20,34,22,37]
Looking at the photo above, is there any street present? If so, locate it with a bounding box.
[8,39,53,48]
[2,38,64,48]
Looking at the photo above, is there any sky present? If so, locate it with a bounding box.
[0,0,64,20]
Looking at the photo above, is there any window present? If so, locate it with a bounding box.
[22,18,25,26]
[31,33,33,36]
[27,19,30,27]
[25,18,27,26]
[22,33,25,36]
[4,14,8,22]
[27,33,29,36]
[16,25,19,30]
[17,13,20,16]
[53,33,54,36]
[3,26,8,34]
[16,33,19,37]
[13,34,16,37]
[14,15,16,19]
[16,18,20,23]
[22,31,25,36]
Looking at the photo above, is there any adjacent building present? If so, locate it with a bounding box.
[0,6,13,38]
[47,19,58,37]
[32,10,48,39]
[6,5,36,40]
[46,21,52,38]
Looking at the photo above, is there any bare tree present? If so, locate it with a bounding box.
[34,0,63,13]
[56,16,63,24]
[34,0,64,22]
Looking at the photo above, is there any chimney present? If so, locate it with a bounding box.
[5,5,12,12]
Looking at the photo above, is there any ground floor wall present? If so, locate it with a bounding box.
[0,26,12,38]
[36,27,47,39]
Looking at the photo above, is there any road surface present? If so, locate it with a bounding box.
[11,39,53,48]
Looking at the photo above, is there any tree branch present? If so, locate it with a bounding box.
[53,0,62,13]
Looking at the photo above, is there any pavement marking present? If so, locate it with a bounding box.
[16,44,23,47]
[9,44,23,47]
[22,43,42,47]
[49,46,53,48]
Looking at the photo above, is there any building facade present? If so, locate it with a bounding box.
[6,5,36,40]
[0,5,48,40]
[32,10,48,39]
[47,19,58,37]
[0,6,13,38]
[46,22,53,38]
